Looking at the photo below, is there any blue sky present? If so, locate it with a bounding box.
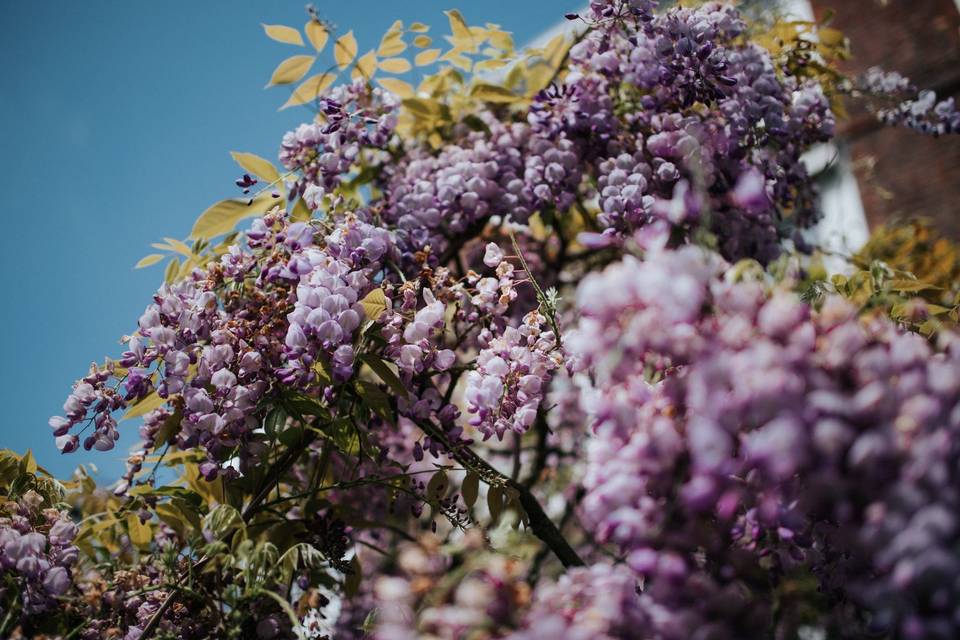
[0,1,574,480]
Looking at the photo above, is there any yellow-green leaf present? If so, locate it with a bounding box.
[135,254,165,269]
[164,257,180,284]
[291,197,312,222]
[230,151,282,185]
[124,390,165,420]
[377,77,415,98]
[334,30,358,70]
[360,288,388,321]
[413,35,432,48]
[378,57,411,73]
[20,450,37,476]
[414,49,441,66]
[126,514,152,549]
[267,54,315,86]
[488,29,513,51]
[475,58,509,72]
[409,22,430,33]
[440,49,473,72]
[162,237,194,258]
[189,195,277,240]
[402,97,440,118]
[305,20,329,51]
[262,24,303,46]
[281,73,336,110]
[352,50,378,81]
[470,82,519,103]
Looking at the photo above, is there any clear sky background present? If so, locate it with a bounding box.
[0,1,575,480]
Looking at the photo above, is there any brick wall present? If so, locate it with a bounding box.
[808,0,960,238]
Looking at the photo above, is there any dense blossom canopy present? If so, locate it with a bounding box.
[3,1,960,638]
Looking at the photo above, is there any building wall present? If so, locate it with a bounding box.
[808,0,960,238]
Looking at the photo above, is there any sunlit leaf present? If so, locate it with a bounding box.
[162,237,194,258]
[267,54,315,86]
[377,20,406,57]
[376,77,415,98]
[189,195,277,240]
[352,50,378,81]
[126,513,152,549]
[414,49,441,67]
[20,450,37,476]
[413,35,432,48]
[445,9,472,42]
[360,287,388,321]
[164,257,180,284]
[135,254,165,269]
[262,24,304,46]
[378,57,411,73]
[487,29,513,51]
[334,30,358,70]
[304,20,329,51]
[124,390,165,420]
[409,22,430,33]
[230,151,282,186]
[470,82,519,103]
[281,72,336,109]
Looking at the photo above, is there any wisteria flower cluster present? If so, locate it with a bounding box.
[9,0,960,638]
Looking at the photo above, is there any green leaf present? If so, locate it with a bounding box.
[189,195,277,240]
[360,355,407,398]
[204,504,243,540]
[461,471,479,508]
[230,151,282,185]
[264,406,288,439]
[356,380,393,424]
[267,54,315,86]
[135,254,165,269]
[360,287,388,321]
[263,24,304,46]
[152,409,182,448]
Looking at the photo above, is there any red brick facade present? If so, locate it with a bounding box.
[809,0,960,238]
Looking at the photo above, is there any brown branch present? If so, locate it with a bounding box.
[415,417,583,568]
[140,432,318,639]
